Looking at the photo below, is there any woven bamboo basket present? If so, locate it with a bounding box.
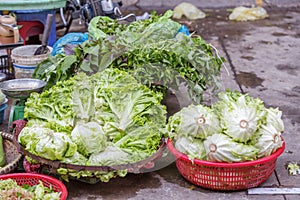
[0,132,23,175]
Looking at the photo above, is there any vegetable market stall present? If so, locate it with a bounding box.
[10,10,225,185]
[0,0,67,46]
[0,7,288,198]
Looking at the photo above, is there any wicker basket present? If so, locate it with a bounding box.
[167,138,285,191]
[12,119,166,183]
[0,132,23,175]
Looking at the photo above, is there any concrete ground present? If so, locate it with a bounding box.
[1,1,300,200]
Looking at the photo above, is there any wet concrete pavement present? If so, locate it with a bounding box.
[2,1,300,200]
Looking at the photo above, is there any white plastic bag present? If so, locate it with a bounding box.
[229,6,268,21]
[173,2,206,20]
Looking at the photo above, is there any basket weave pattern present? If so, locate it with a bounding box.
[0,132,22,175]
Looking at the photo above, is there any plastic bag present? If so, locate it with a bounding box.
[173,2,206,20]
[177,25,190,36]
[51,32,89,56]
[229,6,268,21]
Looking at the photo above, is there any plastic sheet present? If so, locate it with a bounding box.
[229,6,268,21]
[173,2,206,20]
[52,32,89,56]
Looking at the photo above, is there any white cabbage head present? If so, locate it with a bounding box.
[204,133,258,162]
[254,124,283,158]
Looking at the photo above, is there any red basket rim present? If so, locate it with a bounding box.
[167,138,285,167]
[0,173,68,200]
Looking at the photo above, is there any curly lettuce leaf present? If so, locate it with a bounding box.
[61,151,88,165]
[24,77,76,133]
[22,68,166,182]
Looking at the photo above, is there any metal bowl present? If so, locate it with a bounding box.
[0,78,46,99]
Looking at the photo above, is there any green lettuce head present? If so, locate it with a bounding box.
[71,121,107,157]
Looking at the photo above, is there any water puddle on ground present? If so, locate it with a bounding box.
[241,55,255,61]
[236,71,264,88]
[272,32,288,37]
[276,64,298,76]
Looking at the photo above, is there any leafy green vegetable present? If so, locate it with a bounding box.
[253,124,283,158]
[204,133,258,162]
[0,178,18,190]
[24,77,76,133]
[88,16,126,40]
[265,107,284,133]
[61,151,88,165]
[168,104,221,139]
[21,68,166,182]
[287,162,300,175]
[167,89,284,163]
[71,122,107,157]
[72,74,95,121]
[33,10,224,103]
[18,125,77,160]
[0,179,61,200]
[0,134,5,167]
[175,136,206,160]
[57,167,127,183]
[214,89,266,143]
[88,146,130,166]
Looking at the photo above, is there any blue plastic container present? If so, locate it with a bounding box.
[0,102,8,124]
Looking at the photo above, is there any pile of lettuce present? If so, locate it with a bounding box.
[168,89,284,162]
[34,10,224,103]
[18,68,167,182]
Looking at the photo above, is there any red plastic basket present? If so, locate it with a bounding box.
[167,138,285,191]
[0,173,68,200]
